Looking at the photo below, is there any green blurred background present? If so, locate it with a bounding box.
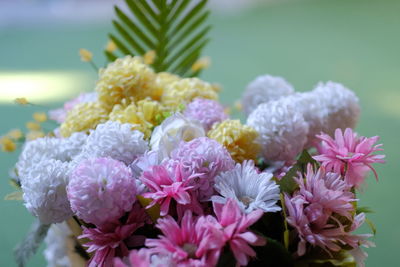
[1,0,399,266]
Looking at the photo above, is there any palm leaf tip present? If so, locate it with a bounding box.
[106,0,211,77]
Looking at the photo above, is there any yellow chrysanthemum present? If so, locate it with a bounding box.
[161,77,218,108]
[191,56,211,72]
[109,98,166,138]
[26,121,41,131]
[14,98,29,105]
[208,120,260,163]
[152,72,181,101]
[1,136,16,152]
[60,102,108,137]
[143,50,156,65]
[26,131,45,141]
[7,129,23,140]
[96,56,157,109]
[105,40,117,52]
[33,112,48,123]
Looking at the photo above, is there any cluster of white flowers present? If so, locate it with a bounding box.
[244,76,360,161]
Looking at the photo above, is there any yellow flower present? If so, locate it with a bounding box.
[0,137,16,152]
[144,50,156,65]
[105,40,117,52]
[152,72,181,101]
[191,56,211,72]
[96,56,157,109]
[208,120,260,163]
[26,131,45,141]
[7,129,23,140]
[26,121,41,131]
[60,102,108,137]
[79,48,93,62]
[33,112,47,123]
[109,98,166,139]
[14,98,29,105]
[161,78,218,108]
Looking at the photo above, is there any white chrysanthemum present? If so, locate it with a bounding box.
[242,75,295,116]
[312,81,360,136]
[81,121,148,165]
[59,132,88,161]
[150,113,205,159]
[44,222,71,267]
[211,161,281,214]
[22,159,73,224]
[16,137,64,182]
[247,100,309,161]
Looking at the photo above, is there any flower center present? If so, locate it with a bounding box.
[239,196,254,207]
[182,243,198,258]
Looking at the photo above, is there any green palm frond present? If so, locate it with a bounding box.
[106,0,211,77]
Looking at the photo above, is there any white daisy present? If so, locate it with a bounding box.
[211,161,281,214]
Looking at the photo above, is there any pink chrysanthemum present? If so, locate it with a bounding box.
[140,162,202,216]
[295,164,356,219]
[114,248,176,267]
[80,204,148,267]
[171,137,235,201]
[68,157,136,227]
[212,199,266,266]
[184,98,228,131]
[313,128,385,187]
[146,210,224,267]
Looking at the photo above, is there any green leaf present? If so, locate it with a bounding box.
[4,191,23,201]
[365,218,377,235]
[107,0,210,77]
[14,219,50,267]
[296,249,356,267]
[277,150,319,194]
[356,206,374,214]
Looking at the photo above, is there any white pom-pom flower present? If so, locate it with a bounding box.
[81,121,148,165]
[312,81,360,136]
[211,161,281,214]
[150,113,205,159]
[44,222,71,267]
[22,159,73,224]
[242,74,295,116]
[247,99,309,161]
[59,132,88,161]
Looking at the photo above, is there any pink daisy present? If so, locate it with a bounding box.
[139,162,202,216]
[212,199,266,266]
[313,128,385,187]
[146,211,224,267]
[295,164,356,219]
[80,203,148,267]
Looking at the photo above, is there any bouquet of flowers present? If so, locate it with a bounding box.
[2,1,385,267]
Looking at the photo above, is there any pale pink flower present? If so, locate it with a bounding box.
[114,248,176,267]
[146,211,224,267]
[140,162,202,216]
[295,164,356,219]
[184,98,228,131]
[212,199,266,266]
[313,128,385,187]
[171,137,235,201]
[80,204,148,267]
[68,157,136,227]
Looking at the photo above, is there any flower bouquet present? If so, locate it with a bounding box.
[2,1,385,267]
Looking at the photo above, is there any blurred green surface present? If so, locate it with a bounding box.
[1,0,399,266]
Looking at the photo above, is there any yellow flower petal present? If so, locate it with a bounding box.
[7,129,23,140]
[14,97,29,105]
[191,56,211,72]
[26,121,41,131]
[143,50,156,65]
[105,40,117,52]
[79,48,93,62]
[33,112,48,123]
[0,137,16,152]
